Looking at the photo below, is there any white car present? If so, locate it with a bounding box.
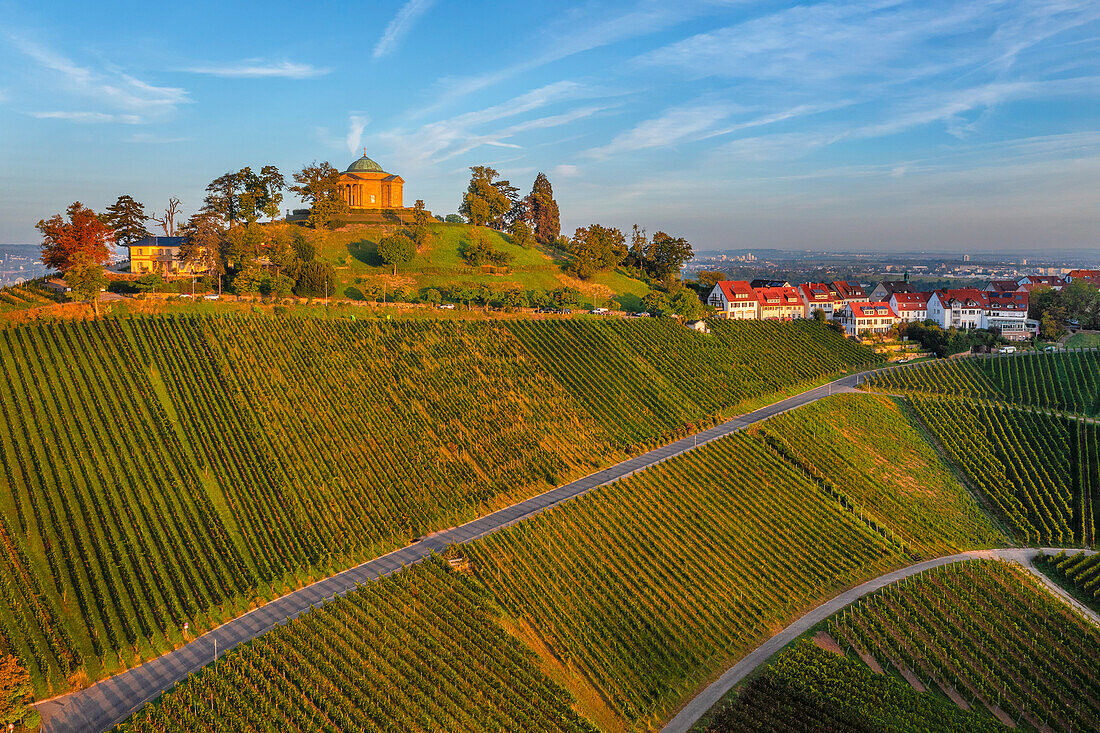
[438,303,456,309]
[590,307,609,314]
[203,294,219,301]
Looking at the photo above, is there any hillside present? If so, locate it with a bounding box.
[0,315,876,696]
[300,221,653,310]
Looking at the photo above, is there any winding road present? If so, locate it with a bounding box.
[36,375,863,732]
[660,547,1099,733]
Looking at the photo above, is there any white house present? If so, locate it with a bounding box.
[797,283,837,319]
[829,281,870,307]
[889,291,930,323]
[757,286,804,320]
[927,289,987,330]
[707,281,759,320]
[838,301,899,335]
[985,291,1031,340]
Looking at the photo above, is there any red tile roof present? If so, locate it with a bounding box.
[716,280,758,303]
[830,281,867,300]
[987,291,1028,310]
[798,283,835,302]
[891,291,930,310]
[849,302,898,319]
[756,286,802,306]
[1069,269,1100,279]
[936,288,988,308]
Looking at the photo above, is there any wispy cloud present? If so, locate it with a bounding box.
[374,0,437,59]
[183,60,330,79]
[3,31,188,122]
[587,102,736,159]
[346,114,370,154]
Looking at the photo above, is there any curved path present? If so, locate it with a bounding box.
[661,547,1099,733]
[37,375,862,733]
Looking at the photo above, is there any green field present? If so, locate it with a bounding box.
[302,221,653,310]
[113,558,596,733]
[0,315,877,695]
[702,640,1005,733]
[909,396,1099,546]
[748,394,1004,557]
[1034,551,1100,614]
[829,560,1100,732]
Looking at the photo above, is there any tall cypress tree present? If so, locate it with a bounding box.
[528,172,560,244]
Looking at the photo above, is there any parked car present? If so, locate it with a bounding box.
[203,294,219,301]
[999,346,1017,354]
[590,307,609,314]
[437,303,456,309]
[536,307,556,313]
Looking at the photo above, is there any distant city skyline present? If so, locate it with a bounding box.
[1,0,1098,251]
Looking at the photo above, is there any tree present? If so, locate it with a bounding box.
[696,271,727,289]
[204,171,246,227]
[266,272,295,298]
[568,224,627,279]
[501,288,528,311]
[444,214,464,224]
[670,286,704,320]
[38,201,113,273]
[150,197,182,236]
[551,286,580,309]
[510,219,533,248]
[643,290,671,316]
[377,233,415,275]
[649,230,694,280]
[1058,279,1100,328]
[0,655,35,729]
[290,161,349,229]
[812,307,827,323]
[233,268,266,300]
[177,210,226,294]
[295,261,335,297]
[493,178,521,229]
[459,166,512,227]
[102,195,151,245]
[133,272,167,294]
[462,229,513,268]
[65,258,108,315]
[1040,312,1067,340]
[526,172,560,244]
[225,222,265,270]
[625,224,649,271]
[410,199,433,248]
[423,288,442,306]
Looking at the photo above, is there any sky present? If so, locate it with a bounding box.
[0,0,1098,253]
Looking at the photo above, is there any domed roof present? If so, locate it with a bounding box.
[347,153,384,173]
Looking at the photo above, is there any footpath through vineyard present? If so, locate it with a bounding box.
[661,547,1099,733]
[34,373,868,733]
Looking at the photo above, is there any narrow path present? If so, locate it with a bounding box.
[660,547,1098,733]
[36,375,862,733]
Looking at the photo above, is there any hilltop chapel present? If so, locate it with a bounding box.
[337,150,404,209]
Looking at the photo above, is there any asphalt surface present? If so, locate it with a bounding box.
[36,375,862,733]
[660,547,1099,733]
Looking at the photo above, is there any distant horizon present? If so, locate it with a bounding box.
[1,1,1098,250]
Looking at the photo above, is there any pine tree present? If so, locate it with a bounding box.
[102,194,151,245]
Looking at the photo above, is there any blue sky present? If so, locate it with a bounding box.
[1,0,1098,253]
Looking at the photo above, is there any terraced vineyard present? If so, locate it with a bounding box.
[506,318,878,447]
[466,430,911,728]
[829,559,1100,732]
[749,394,1003,557]
[703,640,1005,733]
[1035,551,1100,613]
[909,396,1099,545]
[0,280,65,313]
[0,315,877,695]
[862,351,1100,416]
[113,558,596,733]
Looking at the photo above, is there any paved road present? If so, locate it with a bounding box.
[36,375,863,733]
[660,547,1098,733]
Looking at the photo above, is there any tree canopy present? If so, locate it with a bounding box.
[459,166,513,227]
[627,228,694,280]
[568,224,627,279]
[377,233,416,275]
[177,210,226,293]
[290,161,349,229]
[38,201,113,273]
[0,655,36,729]
[204,166,285,226]
[527,172,560,244]
[102,195,151,245]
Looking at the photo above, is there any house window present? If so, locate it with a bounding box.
[371,195,376,203]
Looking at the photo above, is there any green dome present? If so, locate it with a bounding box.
[347,154,384,173]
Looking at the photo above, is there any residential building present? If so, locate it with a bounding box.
[985,291,1031,340]
[1017,275,1066,291]
[707,280,759,319]
[756,286,804,320]
[1067,269,1100,280]
[124,236,207,276]
[829,281,869,306]
[927,289,987,330]
[750,278,790,289]
[981,279,1023,293]
[889,291,930,322]
[797,283,837,319]
[838,301,898,335]
[869,280,914,300]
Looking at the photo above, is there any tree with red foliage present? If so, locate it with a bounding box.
[37,202,114,315]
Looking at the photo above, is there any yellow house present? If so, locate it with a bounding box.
[338,151,404,209]
[125,236,207,275]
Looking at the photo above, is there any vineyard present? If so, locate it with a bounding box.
[0,280,65,313]
[0,314,875,695]
[748,394,1004,557]
[908,396,1099,545]
[703,640,1004,733]
[862,350,1100,416]
[829,559,1100,732]
[113,558,597,733]
[466,430,909,727]
[1035,551,1100,613]
[505,318,879,447]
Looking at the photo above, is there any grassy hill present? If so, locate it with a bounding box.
[300,221,653,310]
